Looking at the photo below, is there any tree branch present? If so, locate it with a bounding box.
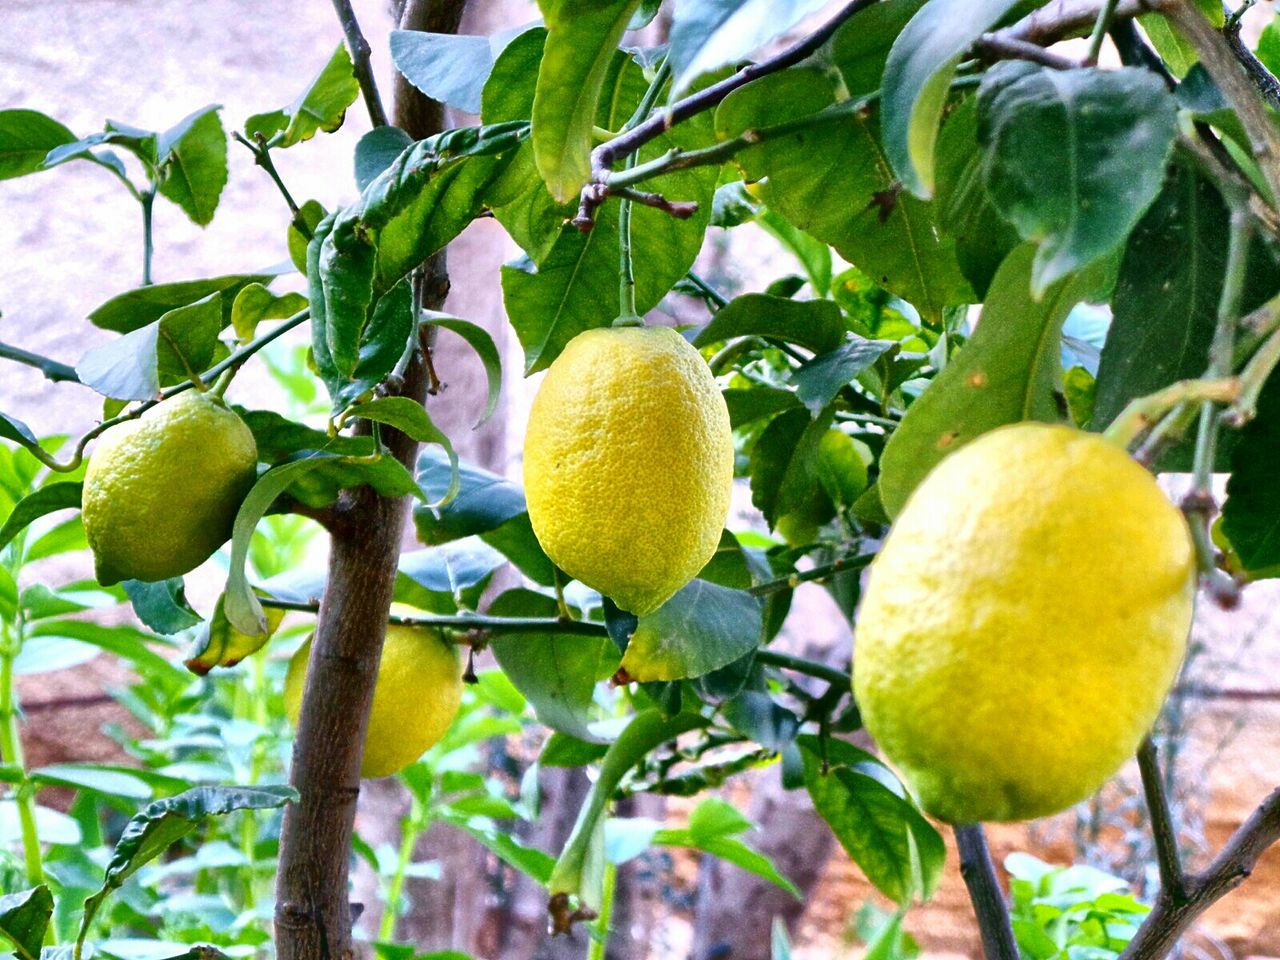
[1137,736,1187,902]
[955,824,1019,960]
[575,0,880,228]
[0,341,80,384]
[330,0,390,129]
[1120,786,1280,959]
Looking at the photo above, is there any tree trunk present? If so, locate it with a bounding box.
[273,3,465,958]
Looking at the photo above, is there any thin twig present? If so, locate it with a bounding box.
[0,341,80,383]
[575,0,879,227]
[973,33,1082,70]
[754,650,849,687]
[1223,14,1280,115]
[955,825,1019,960]
[1085,0,1123,64]
[1137,737,1187,902]
[330,0,389,128]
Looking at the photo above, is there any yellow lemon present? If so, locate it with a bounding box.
[285,625,463,779]
[523,326,733,616]
[82,390,258,585]
[853,423,1194,824]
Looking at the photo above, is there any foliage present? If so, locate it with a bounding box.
[3,0,1280,957]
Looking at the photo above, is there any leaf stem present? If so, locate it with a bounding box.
[587,860,618,960]
[379,794,428,940]
[1085,0,1122,64]
[330,0,389,129]
[0,609,44,890]
[141,188,156,286]
[746,552,875,596]
[754,650,849,687]
[233,133,311,242]
[955,824,1018,960]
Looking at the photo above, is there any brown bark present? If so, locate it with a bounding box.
[273,3,465,958]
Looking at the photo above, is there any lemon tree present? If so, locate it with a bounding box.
[4,2,1280,960]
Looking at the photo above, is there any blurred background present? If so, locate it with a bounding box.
[2,1,1279,958]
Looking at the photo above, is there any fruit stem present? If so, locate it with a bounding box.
[955,824,1018,960]
[140,187,156,286]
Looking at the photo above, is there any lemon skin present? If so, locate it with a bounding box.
[523,326,733,616]
[853,423,1195,824]
[82,390,258,585]
[285,625,463,779]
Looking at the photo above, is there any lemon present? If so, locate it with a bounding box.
[82,390,258,585]
[523,326,733,616]
[853,423,1194,824]
[285,625,463,779]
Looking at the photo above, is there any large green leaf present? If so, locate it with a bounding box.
[621,579,762,681]
[1222,373,1280,575]
[488,589,615,741]
[0,109,75,180]
[245,43,359,148]
[692,293,845,354]
[78,786,297,948]
[717,69,973,326]
[88,274,273,333]
[1094,164,1280,436]
[800,736,944,906]
[880,0,1023,197]
[0,482,81,553]
[0,886,52,960]
[505,53,718,371]
[667,0,829,96]
[531,0,642,202]
[157,105,227,226]
[390,28,527,114]
[977,62,1178,295]
[548,710,706,914]
[830,0,929,100]
[748,407,836,529]
[878,244,1094,518]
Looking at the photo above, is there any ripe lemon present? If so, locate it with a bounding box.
[523,326,733,616]
[285,625,463,779]
[82,390,258,585]
[853,423,1195,824]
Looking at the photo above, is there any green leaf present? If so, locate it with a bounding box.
[391,29,526,114]
[29,764,152,800]
[977,62,1178,295]
[395,539,505,613]
[121,578,202,634]
[436,809,556,883]
[78,786,297,946]
[0,886,52,960]
[288,200,327,274]
[489,589,615,741]
[799,737,943,905]
[1093,164,1280,438]
[0,109,75,180]
[692,293,845,354]
[157,106,228,226]
[184,591,285,674]
[881,0,1023,198]
[723,387,802,428]
[934,95,1022,299]
[1222,373,1280,574]
[621,579,762,681]
[651,798,800,896]
[426,315,502,425]
[24,619,189,693]
[354,126,413,191]
[549,710,706,909]
[88,273,273,333]
[878,244,1094,518]
[830,0,929,100]
[0,482,81,553]
[716,69,973,326]
[224,456,337,635]
[245,43,359,148]
[667,0,829,96]
[748,407,835,529]
[230,283,308,341]
[351,397,458,506]
[531,0,642,202]
[541,732,610,766]
[792,339,897,416]
[77,293,225,400]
